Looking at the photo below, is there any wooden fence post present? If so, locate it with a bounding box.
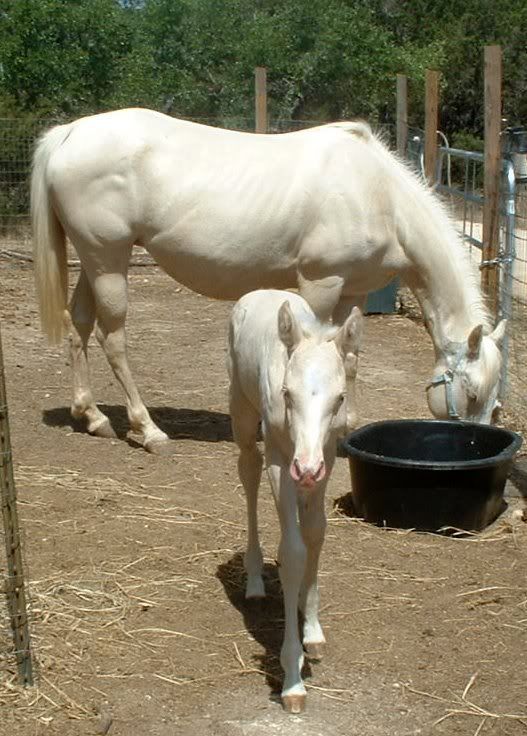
[0,323,33,686]
[255,66,267,134]
[396,74,408,157]
[482,45,502,309]
[424,69,440,184]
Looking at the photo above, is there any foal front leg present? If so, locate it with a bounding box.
[298,484,328,661]
[230,384,265,599]
[266,446,307,713]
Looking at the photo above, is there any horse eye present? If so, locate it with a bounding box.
[336,393,346,409]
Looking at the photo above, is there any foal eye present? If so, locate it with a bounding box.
[336,393,346,409]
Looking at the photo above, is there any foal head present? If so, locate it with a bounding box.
[426,321,506,424]
[278,301,363,490]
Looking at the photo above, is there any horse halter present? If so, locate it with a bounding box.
[426,346,465,421]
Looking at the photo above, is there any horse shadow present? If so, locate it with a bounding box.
[42,405,234,444]
[216,552,314,703]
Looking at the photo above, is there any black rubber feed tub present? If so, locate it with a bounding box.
[341,420,522,532]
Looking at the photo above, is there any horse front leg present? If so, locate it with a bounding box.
[333,296,366,431]
[92,271,170,454]
[297,272,344,323]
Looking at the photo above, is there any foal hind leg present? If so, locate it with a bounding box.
[91,271,170,454]
[68,269,116,438]
[230,381,265,598]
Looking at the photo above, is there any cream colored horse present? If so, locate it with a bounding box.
[31,109,505,452]
[228,289,362,713]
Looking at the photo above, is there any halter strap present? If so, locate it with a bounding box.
[426,345,465,421]
[426,369,460,420]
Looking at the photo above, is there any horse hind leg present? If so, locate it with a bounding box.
[91,270,170,454]
[68,268,116,439]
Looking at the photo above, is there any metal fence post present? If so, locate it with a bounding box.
[498,159,517,403]
[0,322,34,686]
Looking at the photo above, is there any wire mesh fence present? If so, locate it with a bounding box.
[0,115,337,258]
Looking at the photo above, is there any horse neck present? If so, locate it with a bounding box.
[397,181,489,355]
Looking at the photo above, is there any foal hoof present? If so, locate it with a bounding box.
[304,642,325,662]
[144,439,173,456]
[245,577,266,600]
[282,693,306,714]
[90,420,117,440]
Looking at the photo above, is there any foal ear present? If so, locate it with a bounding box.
[489,319,507,348]
[278,301,303,352]
[467,324,483,360]
[335,306,363,358]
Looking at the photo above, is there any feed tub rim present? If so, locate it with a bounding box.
[341,419,523,472]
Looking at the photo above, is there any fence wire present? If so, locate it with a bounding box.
[0,115,335,258]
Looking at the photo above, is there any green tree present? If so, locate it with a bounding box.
[0,0,134,116]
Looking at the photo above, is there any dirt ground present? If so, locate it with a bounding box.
[1,259,527,736]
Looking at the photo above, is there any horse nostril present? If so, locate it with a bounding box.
[314,460,326,482]
[290,458,302,481]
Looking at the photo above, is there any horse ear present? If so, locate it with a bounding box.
[489,319,507,348]
[467,324,484,360]
[278,301,303,352]
[335,306,363,359]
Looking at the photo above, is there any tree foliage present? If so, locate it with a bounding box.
[0,0,526,134]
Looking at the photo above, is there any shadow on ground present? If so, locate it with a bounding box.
[43,405,233,443]
[216,552,316,704]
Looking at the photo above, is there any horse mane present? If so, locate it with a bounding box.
[379,132,493,332]
[338,121,493,334]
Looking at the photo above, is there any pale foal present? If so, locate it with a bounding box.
[227,289,362,713]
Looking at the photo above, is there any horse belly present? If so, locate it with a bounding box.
[146,231,298,300]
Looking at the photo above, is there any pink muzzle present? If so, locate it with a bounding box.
[290,457,326,489]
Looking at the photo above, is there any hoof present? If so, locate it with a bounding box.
[144,439,173,456]
[245,577,266,600]
[304,642,325,662]
[282,693,306,714]
[246,591,266,601]
[90,420,117,440]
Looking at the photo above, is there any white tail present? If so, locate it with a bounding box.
[31,124,72,344]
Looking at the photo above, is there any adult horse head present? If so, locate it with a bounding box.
[426,320,506,423]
